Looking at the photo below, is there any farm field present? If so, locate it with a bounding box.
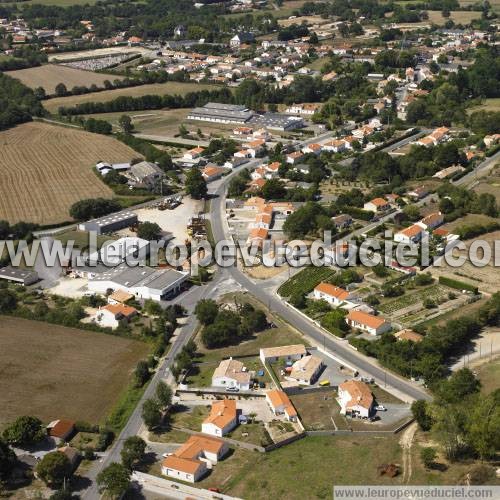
[278,266,336,298]
[378,285,449,315]
[425,10,481,24]
[6,64,121,94]
[467,97,500,114]
[87,109,191,136]
[43,81,222,113]
[0,122,135,224]
[0,316,150,427]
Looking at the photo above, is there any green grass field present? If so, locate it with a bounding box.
[467,98,500,114]
[476,357,500,394]
[278,266,336,298]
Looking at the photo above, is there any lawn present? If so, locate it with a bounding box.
[0,316,150,427]
[278,266,336,298]
[291,389,346,430]
[467,97,500,114]
[169,404,210,431]
[54,230,117,250]
[202,435,405,497]
[227,422,273,447]
[44,81,222,113]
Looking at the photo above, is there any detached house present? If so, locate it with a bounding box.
[260,344,307,364]
[364,198,389,213]
[394,224,424,244]
[266,390,298,422]
[212,358,251,390]
[313,282,351,306]
[288,355,323,385]
[47,420,75,444]
[95,304,138,329]
[345,310,391,336]
[338,380,374,418]
[417,212,444,230]
[201,399,238,437]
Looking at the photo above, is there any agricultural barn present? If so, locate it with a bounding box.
[188,102,255,124]
[78,211,138,235]
[87,264,188,301]
[0,266,39,286]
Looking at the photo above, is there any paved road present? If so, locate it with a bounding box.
[453,150,500,187]
[209,179,431,403]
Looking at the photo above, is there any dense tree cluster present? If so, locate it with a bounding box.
[196,299,267,349]
[69,198,121,221]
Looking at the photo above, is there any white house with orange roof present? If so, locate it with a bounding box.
[201,399,238,437]
[202,166,226,183]
[338,380,374,418]
[322,139,346,153]
[245,139,266,158]
[286,151,304,164]
[265,162,280,178]
[417,212,444,230]
[183,146,205,160]
[251,165,267,181]
[394,224,425,244]
[363,198,390,212]
[265,390,298,422]
[212,358,251,390]
[95,304,138,329]
[313,282,352,307]
[302,143,323,155]
[345,310,391,336]
[161,435,228,483]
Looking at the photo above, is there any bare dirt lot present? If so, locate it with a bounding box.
[6,64,121,94]
[0,316,149,427]
[0,122,137,224]
[43,81,221,113]
[429,230,500,295]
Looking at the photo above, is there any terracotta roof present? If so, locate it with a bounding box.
[203,166,224,178]
[433,228,449,237]
[103,304,137,318]
[188,146,205,155]
[203,399,237,429]
[267,162,280,171]
[339,380,374,410]
[266,390,297,416]
[162,455,203,475]
[249,227,269,240]
[47,419,75,439]
[394,329,424,343]
[347,310,387,329]
[420,212,443,226]
[314,282,349,301]
[175,435,225,459]
[399,224,424,238]
[369,197,389,207]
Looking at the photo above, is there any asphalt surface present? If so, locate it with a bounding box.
[453,149,500,187]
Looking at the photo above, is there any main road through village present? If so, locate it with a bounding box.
[81,130,447,499]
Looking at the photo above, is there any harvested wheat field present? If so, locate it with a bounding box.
[6,64,121,94]
[0,316,150,426]
[0,122,137,224]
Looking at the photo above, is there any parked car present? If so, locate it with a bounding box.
[375,405,387,411]
[227,387,239,392]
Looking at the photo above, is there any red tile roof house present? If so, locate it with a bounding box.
[338,380,374,418]
[265,390,298,422]
[345,310,391,336]
[394,224,425,244]
[201,399,238,437]
[161,435,228,483]
[95,304,138,329]
[363,198,390,212]
[313,282,352,307]
[416,212,444,230]
[47,420,76,444]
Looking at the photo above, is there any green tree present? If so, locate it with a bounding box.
[136,222,162,241]
[467,389,500,460]
[142,399,162,430]
[3,416,44,446]
[97,462,131,499]
[156,381,173,408]
[185,168,207,199]
[55,82,67,97]
[36,451,72,487]
[120,436,146,470]
[261,178,286,200]
[420,447,436,468]
[436,368,481,405]
[411,400,433,431]
[194,299,219,325]
[134,361,150,387]
[0,289,17,313]
[118,114,134,134]
[0,439,16,480]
